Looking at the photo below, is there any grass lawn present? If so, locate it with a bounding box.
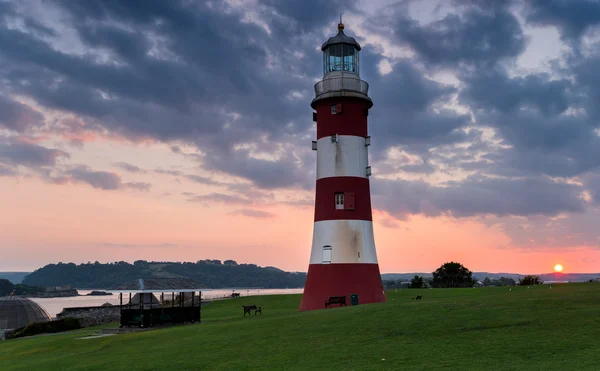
[1,283,599,370]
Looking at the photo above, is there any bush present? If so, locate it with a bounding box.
[12,317,81,339]
[519,275,543,285]
[410,275,424,289]
[432,262,475,288]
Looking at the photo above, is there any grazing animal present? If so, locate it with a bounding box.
[412,295,423,300]
[243,305,257,316]
[254,306,262,315]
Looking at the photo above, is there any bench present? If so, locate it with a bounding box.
[242,305,262,316]
[325,296,346,308]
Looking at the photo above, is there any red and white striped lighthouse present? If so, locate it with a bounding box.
[299,21,386,311]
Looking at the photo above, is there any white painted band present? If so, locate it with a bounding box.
[316,135,369,180]
[309,219,379,264]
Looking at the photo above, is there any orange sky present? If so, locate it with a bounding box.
[2,0,600,276]
[2,152,599,273]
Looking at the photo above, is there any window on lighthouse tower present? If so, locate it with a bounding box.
[335,192,344,210]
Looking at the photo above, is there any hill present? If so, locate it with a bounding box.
[381,271,600,283]
[0,272,30,284]
[22,260,306,289]
[1,283,599,369]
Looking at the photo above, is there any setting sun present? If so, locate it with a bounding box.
[554,264,564,272]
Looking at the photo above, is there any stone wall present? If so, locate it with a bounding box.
[57,305,121,327]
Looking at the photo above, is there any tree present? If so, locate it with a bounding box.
[0,279,14,296]
[410,275,424,288]
[432,261,474,288]
[483,277,492,286]
[519,275,543,285]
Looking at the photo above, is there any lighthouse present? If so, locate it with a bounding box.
[299,21,386,311]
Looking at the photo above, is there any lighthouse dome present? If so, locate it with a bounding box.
[321,28,361,51]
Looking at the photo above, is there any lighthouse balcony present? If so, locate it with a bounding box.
[314,76,369,97]
[312,76,371,108]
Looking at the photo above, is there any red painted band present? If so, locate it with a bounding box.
[314,176,372,222]
[298,263,386,311]
[315,97,370,140]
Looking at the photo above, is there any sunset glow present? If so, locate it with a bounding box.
[1,1,600,275]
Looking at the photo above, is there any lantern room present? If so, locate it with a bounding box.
[321,21,361,76]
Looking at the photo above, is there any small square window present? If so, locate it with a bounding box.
[330,104,337,115]
[334,192,344,209]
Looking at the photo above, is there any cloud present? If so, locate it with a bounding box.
[0,138,69,168]
[0,0,359,191]
[372,175,586,219]
[374,1,526,67]
[3,0,600,252]
[185,192,254,206]
[0,95,45,132]
[0,163,17,176]
[230,209,276,219]
[124,181,151,191]
[48,165,151,191]
[113,162,146,173]
[524,0,600,43]
[68,166,122,190]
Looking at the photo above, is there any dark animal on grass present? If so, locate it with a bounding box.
[412,295,423,300]
[243,305,261,316]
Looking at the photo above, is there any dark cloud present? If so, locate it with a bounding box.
[525,0,600,43]
[0,139,69,168]
[374,1,526,67]
[202,148,313,190]
[372,175,586,219]
[0,0,359,189]
[458,62,600,178]
[49,165,151,191]
[0,95,45,132]
[366,59,471,157]
[460,67,572,117]
[68,166,122,190]
[2,0,600,231]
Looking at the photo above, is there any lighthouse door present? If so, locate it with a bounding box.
[322,245,332,264]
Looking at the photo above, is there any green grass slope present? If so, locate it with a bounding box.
[1,283,599,370]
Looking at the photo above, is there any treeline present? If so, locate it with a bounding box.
[22,260,307,289]
[0,279,47,296]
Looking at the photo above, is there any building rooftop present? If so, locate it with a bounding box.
[0,296,51,330]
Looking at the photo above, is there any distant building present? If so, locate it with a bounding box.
[0,296,51,339]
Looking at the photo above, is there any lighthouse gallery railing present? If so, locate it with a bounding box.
[314,77,369,97]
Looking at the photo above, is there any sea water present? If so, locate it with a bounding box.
[31,288,304,318]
